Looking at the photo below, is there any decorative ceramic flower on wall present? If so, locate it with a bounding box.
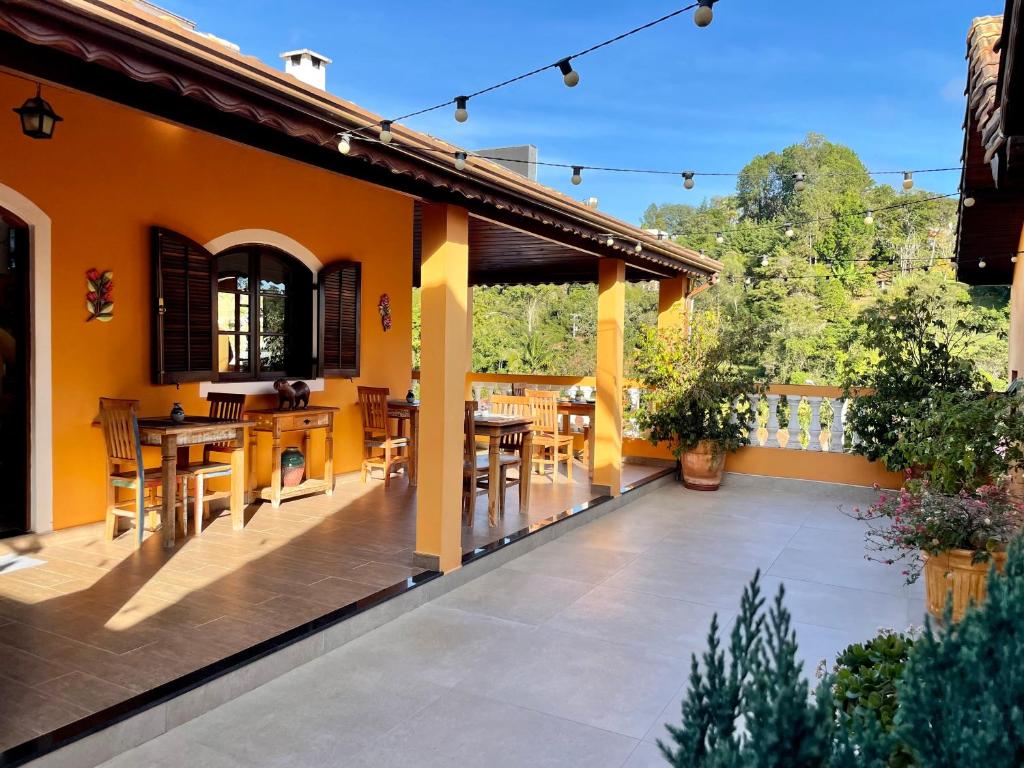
[86,268,114,322]
[378,293,392,332]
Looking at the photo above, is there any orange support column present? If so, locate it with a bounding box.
[465,286,475,399]
[1010,226,1024,380]
[593,258,625,496]
[415,203,469,573]
[658,274,691,334]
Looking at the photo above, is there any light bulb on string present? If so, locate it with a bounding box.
[682,171,695,190]
[902,171,914,191]
[571,166,583,185]
[604,234,615,247]
[864,210,874,225]
[715,232,724,244]
[454,96,469,123]
[379,120,393,144]
[454,151,467,171]
[963,195,976,207]
[634,242,643,254]
[337,132,352,155]
[694,0,716,27]
[760,255,769,266]
[793,172,807,192]
[979,259,987,268]
[784,223,795,238]
[1012,254,1018,263]
[557,59,579,87]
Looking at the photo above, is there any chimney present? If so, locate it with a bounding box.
[474,145,538,181]
[279,49,332,90]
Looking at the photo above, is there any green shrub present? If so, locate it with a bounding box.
[833,631,916,766]
[894,537,1024,765]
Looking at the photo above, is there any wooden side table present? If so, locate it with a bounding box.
[244,406,338,508]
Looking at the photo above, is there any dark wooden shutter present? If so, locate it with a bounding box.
[151,227,217,385]
[318,261,361,378]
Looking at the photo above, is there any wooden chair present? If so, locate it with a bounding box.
[486,395,528,506]
[358,386,409,488]
[99,398,183,547]
[525,389,574,482]
[178,392,245,535]
[463,400,519,524]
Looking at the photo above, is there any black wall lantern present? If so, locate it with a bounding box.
[13,85,62,139]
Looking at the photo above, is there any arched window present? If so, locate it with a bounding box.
[151,227,358,384]
[216,246,313,380]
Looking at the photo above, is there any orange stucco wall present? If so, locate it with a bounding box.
[0,74,413,530]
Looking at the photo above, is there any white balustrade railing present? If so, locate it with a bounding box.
[737,393,855,453]
[461,378,862,454]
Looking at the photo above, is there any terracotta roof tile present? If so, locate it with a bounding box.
[966,15,1004,163]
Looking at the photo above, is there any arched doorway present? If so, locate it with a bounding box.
[0,208,29,535]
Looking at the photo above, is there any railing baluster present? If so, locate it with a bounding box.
[830,397,845,452]
[807,396,823,451]
[765,394,781,448]
[785,395,802,450]
[747,393,761,446]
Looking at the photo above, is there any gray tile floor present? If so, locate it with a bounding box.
[99,475,925,768]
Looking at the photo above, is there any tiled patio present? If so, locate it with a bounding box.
[0,461,664,754]
[96,474,926,768]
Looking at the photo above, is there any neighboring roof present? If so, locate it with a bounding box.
[956,7,1024,286]
[0,0,720,283]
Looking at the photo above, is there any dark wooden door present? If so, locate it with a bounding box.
[0,211,29,536]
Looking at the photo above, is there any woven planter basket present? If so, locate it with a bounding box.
[922,548,1007,622]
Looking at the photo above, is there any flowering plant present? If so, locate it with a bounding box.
[86,268,114,322]
[853,479,1024,583]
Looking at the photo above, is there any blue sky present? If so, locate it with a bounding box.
[157,0,996,224]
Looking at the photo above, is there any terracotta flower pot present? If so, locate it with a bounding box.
[681,440,726,491]
[922,548,1007,622]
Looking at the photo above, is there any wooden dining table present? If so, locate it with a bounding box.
[558,399,596,476]
[136,416,248,548]
[474,413,533,526]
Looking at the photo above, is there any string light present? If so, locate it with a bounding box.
[682,171,695,189]
[902,171,914,191]
[604,234,615,246]
[784,223,795,238]
[634,242,643,253]
[379,120,393,144]
[716,232,725,244]
[864,210,874,225]
[1012,255,1018,263]
[694,0,716,27]
[337,132,352,155]
[571,166,583,185]
[557,59,580,87]
[454,96,469,123]
[979,259,987,268]
[454,151,467,170]
[963,195,976,207]
[761,255,769,266]
[793,172,807,192]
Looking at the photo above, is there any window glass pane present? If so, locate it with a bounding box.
[260,257,288,295]
[218,334,250,373]
[238,301,249,333]
[217,291,239,331]
[260,335,286,371]
[218,251,249,291]
[261,295,286,333]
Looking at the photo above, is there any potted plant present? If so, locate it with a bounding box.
[854,481,1023,621]
[634,311,758,491]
